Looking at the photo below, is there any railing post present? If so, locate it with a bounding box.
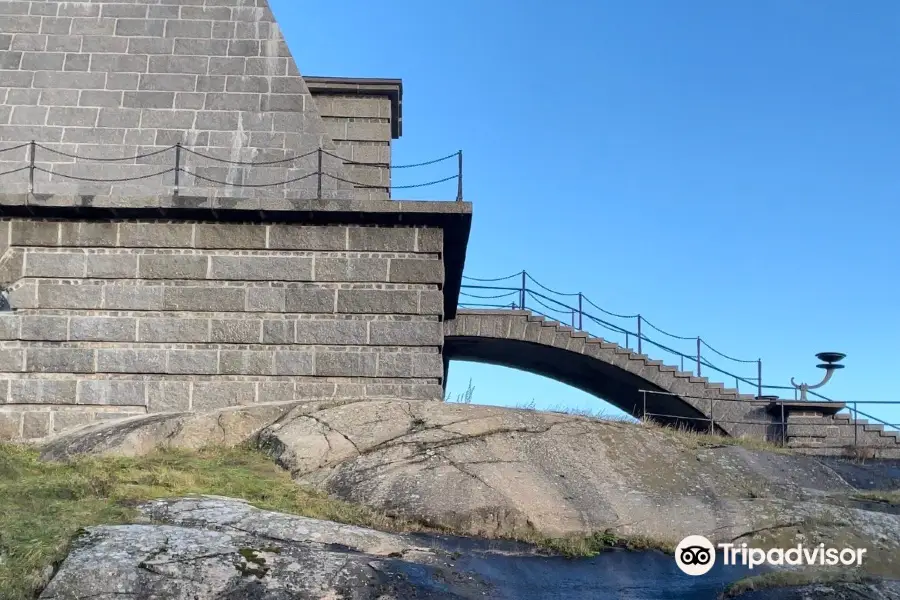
[696,337,702,376]
[853,401,858,450]
[680,355,684,372]
[625,332,630,349]
[577,293,583,330]
[781,401,786,446]
[519,271,526,310]
[28,140,35,194]
[757,359,762,399]
[571,310,575,328]
[173,142,181,196]
[316,148,323,199]
[456,150,463,201]
[637,314,642,355]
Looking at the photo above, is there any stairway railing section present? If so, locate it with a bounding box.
[0,142,465,201]
[459,270,837,403]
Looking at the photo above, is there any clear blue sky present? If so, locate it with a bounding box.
[276,0,900,427]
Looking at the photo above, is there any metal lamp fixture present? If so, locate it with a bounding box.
[790,352,846,401]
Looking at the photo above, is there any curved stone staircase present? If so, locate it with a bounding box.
[447,310,900,457]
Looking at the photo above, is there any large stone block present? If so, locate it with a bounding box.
[295,320,367,345]
[104,285,164,310]
[336,289,418,314]
[97,349,166,374]
[377,352,443,378]
[219,350,274,375]
[272,351,314,376]
[138,318,208,343]
[314,351,377,377]
[85,254,138,278]
[247,287,285,312]
[9,379,76,404]
[24,250,85,277]
[347,227,415,252]
[8,220,60,246]
[167,350,219,375]
[59,221,118,247]
[70,316,136,342]
[26,348,94,373]
[209,256,312,281]
[147,381,190,413]
[388,259,443,284]
[315,258,387,282]
[284,288,334,313]
[77,380,145,406]
[138,254,208,279]
[370,321,442,346]
[22,412,50,439]
[209,319,260,343]
[195,223,266,249]
[163,286,244,311]
[417,228,443,253]
[0,412,20,441]
[191,382,256,411]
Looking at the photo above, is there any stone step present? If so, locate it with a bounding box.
[674,371,694,378]
[644,360,663,367]
[614,347,632,355]
[658,365,677,372]
[630,353,650,361]
[863,424,884,433]
[600,342,618,349]
[689,376,709,384]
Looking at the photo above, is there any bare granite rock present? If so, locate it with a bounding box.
[40,399,900,578]
[39,497,488,600]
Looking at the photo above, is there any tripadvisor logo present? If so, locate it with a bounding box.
[675,535,868,576]
[675,535,717,576]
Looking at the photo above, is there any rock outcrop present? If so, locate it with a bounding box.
[41,399,900,577]
[40,497,490,599]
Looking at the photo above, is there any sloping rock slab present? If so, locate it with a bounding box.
[256,399,870,541]
[39,401,339,461]
[40,497,490,599]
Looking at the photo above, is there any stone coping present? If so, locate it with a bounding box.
[304,76,403,138]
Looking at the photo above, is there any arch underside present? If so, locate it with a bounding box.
[444,336,723,432]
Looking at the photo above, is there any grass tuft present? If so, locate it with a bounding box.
[850,489,900,505]
[722,569,874,598]
[0,443,408,600]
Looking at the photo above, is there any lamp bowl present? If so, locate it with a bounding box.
[816,352,846,364]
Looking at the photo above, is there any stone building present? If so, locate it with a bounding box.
[0,0,472,442]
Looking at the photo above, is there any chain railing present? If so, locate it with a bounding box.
[0,142,465,201]
[459,270,768,397]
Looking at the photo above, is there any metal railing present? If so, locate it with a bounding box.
[0,142,465,201]
[458,272,894,417]
[639,389,900,445]
[460,271,768,397]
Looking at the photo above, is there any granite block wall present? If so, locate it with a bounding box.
[0,218,445,441]
[0,0,354,200]
[313,94,393,201]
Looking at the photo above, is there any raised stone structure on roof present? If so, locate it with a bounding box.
[0,0,354,200]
